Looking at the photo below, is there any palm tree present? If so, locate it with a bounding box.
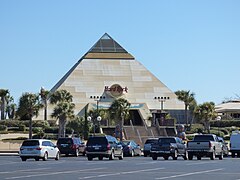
[175,90,196,126]
[5,95,16,119]
[194,102,216,133]
[0,89,9,120]
[39,87,50,121]
[109,98,131,141]
[49,89,75,138]
[16,93,43,139]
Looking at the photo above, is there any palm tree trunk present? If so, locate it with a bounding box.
[58,117,67,138]
[1,98,5,120]
[29,117,33,139]
[185,105,188,126]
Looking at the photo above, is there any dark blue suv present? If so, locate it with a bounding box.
[86,135,123,161]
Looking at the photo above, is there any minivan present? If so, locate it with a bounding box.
[230,131,240,157]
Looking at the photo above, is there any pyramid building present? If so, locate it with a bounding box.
[41,33,185,125]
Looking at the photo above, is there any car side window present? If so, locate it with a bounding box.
[42,141,48,146]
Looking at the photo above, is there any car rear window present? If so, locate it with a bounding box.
[158,138,176,144]
[57,138,73,145]
[193,135,214,142]
[87,137,108,146]
[22,140,40,146]
[145,139,158,144]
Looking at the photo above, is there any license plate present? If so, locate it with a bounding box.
[95,147,99,150]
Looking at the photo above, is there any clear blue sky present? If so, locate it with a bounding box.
[1,0,239,105]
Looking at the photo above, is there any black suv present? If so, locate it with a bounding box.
[86,135,123,161]
[150,137,188,160]
[57,137,86,156]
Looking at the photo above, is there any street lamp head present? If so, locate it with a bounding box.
[87,116,92,122]
[97,116,102,122]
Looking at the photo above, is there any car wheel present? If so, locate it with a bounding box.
[144,153,147,157]
[75,149,79,157]
[152,154,157,160]
[98,156,103,160]
[35,157,39,161]
[237,153,240,158]
[130,150,134,157]
[172,150,178,160]
[21,157,27,161]
[87,156,93,161]
[210,151,215,160]
[119,151,123,160]
[43,152,48,161]
[219,152,223,160]
[197,156,201,160]
[188,154,193,160]
[55,152,60,161]
[232,152,236,158]
[163,155,169,160]
[183,151,188,160]
[109,151,114,160]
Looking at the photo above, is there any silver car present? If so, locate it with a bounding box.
[19,139,60,161]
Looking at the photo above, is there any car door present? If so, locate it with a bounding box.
[176,138,185,154]
[47,141,56,158]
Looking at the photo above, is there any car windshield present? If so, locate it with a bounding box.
[22,140,40,146]
[57,138,73,145]
[158,138,176,144]
[87,137,108,146]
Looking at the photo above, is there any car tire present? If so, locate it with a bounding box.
[188,154,193,160]
[55,152,60,161]
[75,149,79,157]
[43,152,48,161]
[21,157,27,161]
[87,156,93,161]
[144,153,147,157]
[197,156,201,160]
[119,151,123,160]
[172,150,178,160]
[152,154,157,160]
[163,155,169,160]
[98,156,103,160]
[109,151,114,160]
[232,152,236,158]
[210,151,215,160]
[35,157,39,161]
[183,151,188,160]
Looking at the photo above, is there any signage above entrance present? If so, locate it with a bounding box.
[104,84,128,98]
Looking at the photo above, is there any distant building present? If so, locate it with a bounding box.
[37,33,185,125]
[215,100,240,119]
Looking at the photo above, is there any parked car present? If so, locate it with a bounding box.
[57,137,86,156]
[230,130,240,157]
[150,137,188,160]
[19,139,60,161]
[85,135,123,161]
[120,140,141,157]
[218,136,229,157]
[187,134,223,160]
[143,138,158,157]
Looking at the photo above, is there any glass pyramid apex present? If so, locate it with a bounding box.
[88,33,128,53]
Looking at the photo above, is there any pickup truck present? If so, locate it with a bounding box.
[187,134,223,160]
[150,137,188,160]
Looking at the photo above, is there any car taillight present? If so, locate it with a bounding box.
[107,144,111,150]
[36,147,42,150]
[209,142,212,148]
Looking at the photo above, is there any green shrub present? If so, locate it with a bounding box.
[210,129,225,137]
[0,125,7,131]
[186,124,204,134]
[45,127,58,133]
[210,120,240,127]
[19,125,26,132]
[32,127,43,134]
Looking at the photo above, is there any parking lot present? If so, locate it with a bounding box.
[0,155,240,180]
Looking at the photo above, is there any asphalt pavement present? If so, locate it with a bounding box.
[0,155,240,180]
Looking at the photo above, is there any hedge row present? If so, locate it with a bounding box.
[210,120,240,127]
[0,120,51,128]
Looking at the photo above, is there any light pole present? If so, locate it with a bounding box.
[216,116,221,136]
[87,115,102,136]
[40,87,48,121]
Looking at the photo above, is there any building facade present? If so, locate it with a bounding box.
[38,33,185,125]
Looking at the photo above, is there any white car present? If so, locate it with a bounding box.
[19,139,60,161]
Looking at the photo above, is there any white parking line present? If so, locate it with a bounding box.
[155,168,223,179]
[186,161,217,166]
[0,168,50,174]
[5,167,106,179]
[136,162,158,165]
[79,167,165,179]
